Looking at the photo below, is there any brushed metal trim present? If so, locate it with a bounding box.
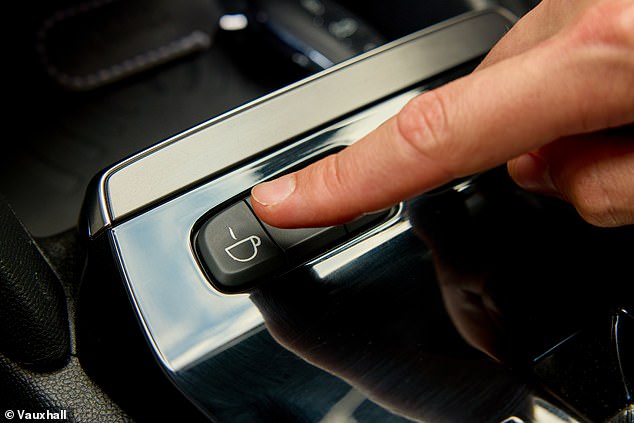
[87,8,513,236]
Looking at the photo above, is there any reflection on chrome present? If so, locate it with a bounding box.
[172,309,266,371]
[531,398,580,423]
[501,398,581,423]
[319,388,367,423]
[452,179,474,193]
[312,216,410,279]
[609,405,633,423]
[614,311,632,404]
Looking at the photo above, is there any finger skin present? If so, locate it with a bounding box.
[252,0,634,228]
[477,0,587,70]
[508,130,634,227]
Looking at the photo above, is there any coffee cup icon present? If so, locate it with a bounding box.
[225,227,262,262]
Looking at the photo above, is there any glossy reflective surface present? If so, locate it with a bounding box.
[170,168,634,422]
[407,169,634,422]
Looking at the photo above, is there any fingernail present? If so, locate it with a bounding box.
[252,174,296,206]
[510,153,558,194]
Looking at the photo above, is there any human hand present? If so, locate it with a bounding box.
[251,0,634,228]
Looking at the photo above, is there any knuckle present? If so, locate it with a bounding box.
[564,167,624,227]
[316,153,348,201]
[395,90,455,176]
[557,1,634,131]
[568,1,634,48]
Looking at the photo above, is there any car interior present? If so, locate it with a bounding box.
[2,1,632,422]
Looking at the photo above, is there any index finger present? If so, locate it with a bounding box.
[251,6,634,227]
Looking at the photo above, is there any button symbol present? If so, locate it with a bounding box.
[225,227,262,262]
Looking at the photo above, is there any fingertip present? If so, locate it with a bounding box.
[251,172,329,228]
[251,174,296,207]
[250,175,295,228]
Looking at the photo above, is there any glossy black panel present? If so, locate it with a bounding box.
[407,168,634,422]
[172,167,634,421]
[533,308,634,422]
[407,168,634,367]
[180,219,536,422]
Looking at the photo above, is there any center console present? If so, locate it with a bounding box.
[78,8,633,422]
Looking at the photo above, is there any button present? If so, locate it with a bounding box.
[246,197,346,260]
[195,201,285,290]
[264,223,346,260]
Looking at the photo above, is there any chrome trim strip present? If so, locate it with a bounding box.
[86,173,112,237]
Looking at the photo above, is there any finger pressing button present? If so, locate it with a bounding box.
[246,197,346,260]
